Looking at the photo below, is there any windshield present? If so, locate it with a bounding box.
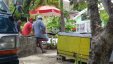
[0,16,18,33]
[0,0,8,13]
[0,0,18,33]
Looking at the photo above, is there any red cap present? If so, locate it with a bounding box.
[29,18,33,23]
[29,18,33,21]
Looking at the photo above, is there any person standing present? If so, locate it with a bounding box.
[32,16,47,53]
[17,19,22,33]
[21,18,33,36]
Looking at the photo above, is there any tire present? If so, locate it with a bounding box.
[3,60,19,64]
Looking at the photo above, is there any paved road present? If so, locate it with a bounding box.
[19,50,74,64]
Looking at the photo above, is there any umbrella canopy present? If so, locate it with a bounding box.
[29,6,61,16]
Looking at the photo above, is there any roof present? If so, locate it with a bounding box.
[73,8,87,20]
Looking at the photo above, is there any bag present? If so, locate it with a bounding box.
[40,33,49,41]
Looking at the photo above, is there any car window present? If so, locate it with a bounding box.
[0,1,8,13]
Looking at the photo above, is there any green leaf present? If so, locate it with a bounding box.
[100,10,109,26]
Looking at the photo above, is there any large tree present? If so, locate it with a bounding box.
[88,0,113,64]
[70,0,113,64]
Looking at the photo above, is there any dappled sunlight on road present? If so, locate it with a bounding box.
[19,50,74,64]
[19,50,58,64]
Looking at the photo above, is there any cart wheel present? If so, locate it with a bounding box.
[61,56,66,61]
[57,55,61,60]
[57,55,63,63]
[57,55,66,61]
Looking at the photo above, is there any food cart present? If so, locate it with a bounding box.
[57,32,91,62]
[57,20,91,63]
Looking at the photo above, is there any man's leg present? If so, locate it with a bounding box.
[38,41,43,51]
[38,40,46,53]
[36,38,39,47]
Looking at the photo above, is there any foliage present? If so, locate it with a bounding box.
[100,10,109,26]
[29,0,43,10]
[65,19,76,32]
[9,2,15,13]
[69,0,87,11]
[64,10,69,18]
[23,0,32,14]
[73,2,87,11]
[9,0,60,20]
[29,0,60,10]
[47,0,59,8]
[9,2,22,20]
[47,17,60,34]
[46,17,76,33]
[63,10,75,32]
[46,16,75,33]
[46,10,75,33]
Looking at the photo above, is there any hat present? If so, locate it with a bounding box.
[29,18,33,21]
[37,15,42,19]
[29,18,33,23]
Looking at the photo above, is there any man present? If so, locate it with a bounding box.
[32,16,46,53]
[22,18,33,36]
[17,20,22,33]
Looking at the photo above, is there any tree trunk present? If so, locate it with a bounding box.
[60,0,65,32]
[87,0,101,36]
[88,0,113,64]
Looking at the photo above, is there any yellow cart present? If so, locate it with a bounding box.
[57,32,91,63]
